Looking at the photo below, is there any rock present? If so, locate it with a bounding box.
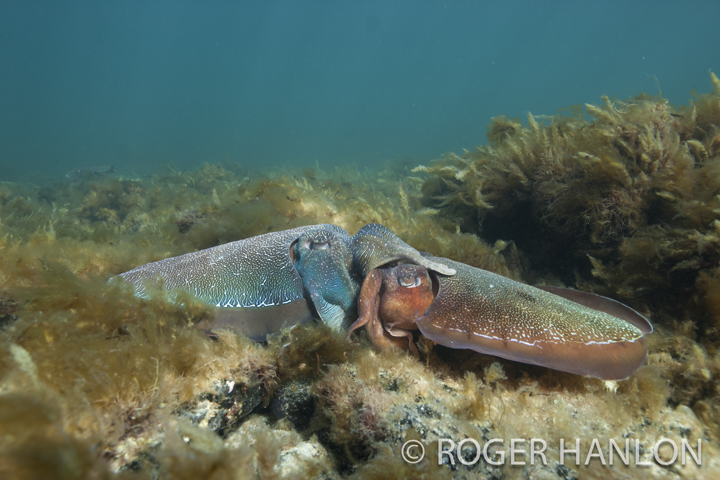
[176,379,265,437]
[271,379,315,430]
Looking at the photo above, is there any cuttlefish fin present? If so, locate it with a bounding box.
[534,286,653,335]
[413,258,651,380]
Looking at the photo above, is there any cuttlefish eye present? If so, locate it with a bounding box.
[306,240,330,250]
[398,275,423,288]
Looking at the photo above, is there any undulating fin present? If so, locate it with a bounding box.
[534,285,652,335]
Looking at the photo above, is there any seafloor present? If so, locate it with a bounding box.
[2,75,720,479]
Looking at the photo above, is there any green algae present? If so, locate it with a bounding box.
[0,79,719,478]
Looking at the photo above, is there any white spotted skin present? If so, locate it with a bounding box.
[415,257,650,380]
[120,224,348,310]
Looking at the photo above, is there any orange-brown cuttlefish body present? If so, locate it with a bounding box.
[348,260,653,381]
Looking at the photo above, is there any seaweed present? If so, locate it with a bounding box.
[416,73,720,322]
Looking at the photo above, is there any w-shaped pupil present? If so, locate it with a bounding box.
[398,276,421,288]
[309,240,330,250]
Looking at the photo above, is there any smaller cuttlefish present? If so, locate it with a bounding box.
[348,259,652,381]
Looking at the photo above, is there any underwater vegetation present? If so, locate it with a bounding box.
[0,76,719,479]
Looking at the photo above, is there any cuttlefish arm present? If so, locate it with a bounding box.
[119,224,352,340]
[292,223,457,330]
[347,265,434,356]
[351,257,651,380]
[293,227,360,330]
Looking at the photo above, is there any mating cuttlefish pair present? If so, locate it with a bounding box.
[120,224,652,380]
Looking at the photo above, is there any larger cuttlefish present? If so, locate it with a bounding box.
[118,223,652,380]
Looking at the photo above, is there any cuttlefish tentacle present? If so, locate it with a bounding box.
[347,265,434,356]
[347,269,390,349]
[293,227,360,330]
[352,257,651,380]
[120,224,351,340]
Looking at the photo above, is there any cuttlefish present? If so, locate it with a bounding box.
[119,223,652,380]
[347,259,652,380]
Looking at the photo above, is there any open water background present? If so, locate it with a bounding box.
[1,0,718,183]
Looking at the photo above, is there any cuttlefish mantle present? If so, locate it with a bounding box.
[349,257,652,381]
[119,224,346,341]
